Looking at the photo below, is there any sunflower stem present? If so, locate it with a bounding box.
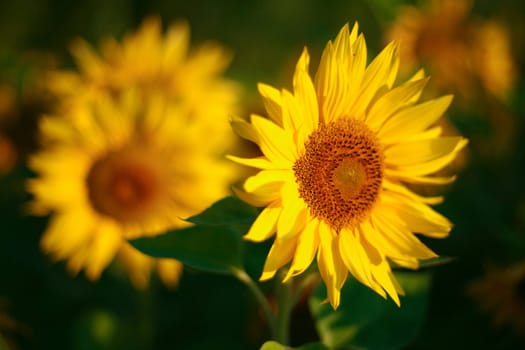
[275,273,293,346]
[233,269,279,340]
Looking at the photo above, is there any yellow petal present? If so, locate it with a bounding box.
[385,173,457,185]
[157,258,183,288]
[284,219,319,282]
[277,196,308,240]
[369,210,438,261]
[281,89,305,135]
[39,115,76,144]
[338,227,385,298]
[162,21,190,69]
[244,201,281,242]
[347,34,367,106]
[258,83,283,125]
[244,170,291,193]
[66,245,90,276]
[350,41,399,118]
[118,242,153,289]
[226,155,276,170]
[230,116,258,143]
[370,261,402,306]
[251,114,296,166]
[84,220,123,281]
[385,137,466,166]
[381,192,452,238]
[315,40,345,123]
[383,179,444,205]
[41,209,95,260]
[232,186,279,207]
[260,237,297,281]
[388,138,468,176]
[406,69,426,103]
[317,221,348,308]
[292,48,319,142]
[70,39,105,79]
[378,95,453,143]
[366,77,429,131]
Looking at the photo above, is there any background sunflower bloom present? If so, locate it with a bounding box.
[230,23,467,309]
[27,18,241,289]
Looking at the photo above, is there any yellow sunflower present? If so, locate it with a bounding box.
[386,0,516,101]
[46,16,239,148]
[28,90,236,288]
[229,23,467,308]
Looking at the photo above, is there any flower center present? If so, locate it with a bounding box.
[86,147,162,223]
[293,118,384,231]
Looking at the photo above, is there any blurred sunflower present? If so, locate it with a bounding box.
[46,16,239,148]
[29,17,241,288]
[28,90,237,288]
[386,0,516,101]
[469,261,525,337]
[229,23,466,308]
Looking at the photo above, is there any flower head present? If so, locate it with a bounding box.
[47,16,239,147]
[29,90,236,287]
[386,0,516,101]
[230,23,467,308]
[29,17,240,287]
[469,261,525,337]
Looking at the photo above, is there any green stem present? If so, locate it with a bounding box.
[233,269,278,339]
[275,276,292,345]
[234,268,321,346]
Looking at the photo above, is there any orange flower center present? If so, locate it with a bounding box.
[293,118,384,231]
[86,146,163,223]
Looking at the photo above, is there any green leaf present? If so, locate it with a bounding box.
[295,342,332,350]
[260,341,288,350]
[260,341,330,350]
[130,196,258,275]
[309,271,431,350]
[130,225,243,275]
[186,196,258,226]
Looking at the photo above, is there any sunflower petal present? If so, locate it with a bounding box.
[318,222,348,308]
[244,201,281,242]
[230,116,258,143]
[260,237,297,281]
[293,48,319,141]
[379,95,454,143]
[118,242,154,289]
[284,219,319,282]
[385,137,466,166]
[258,83,283,125]
[250,114,296,166]
[84,220,122,281]
[226,155,276,170]
[367,77,429,131]
[349,41,399,118]
[338,227,385,299]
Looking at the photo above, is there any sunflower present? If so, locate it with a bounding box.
[468,261,525,337]
[386,0,516,101]
[29,17,240,288]
[28,89,237,288]
[229,23,467,308]
[46,16,239,149]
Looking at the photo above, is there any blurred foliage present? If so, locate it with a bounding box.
[1,0,525,349]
